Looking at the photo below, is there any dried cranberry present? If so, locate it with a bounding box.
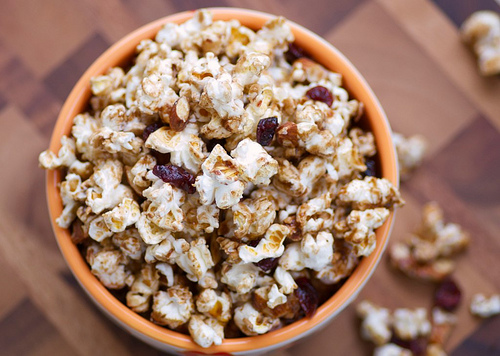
[391,336,428,356]
[256,117,279,146]
[306,86,334,107]
[150,150,171,166]
[294,277,319,318]
[70,219,87,245]
[434,278,462,311]
[206,138,226,152]
[285,42,308,64]
[153,164,196,194]
[254,258,279,273]
[363,158,377,177]
[142,121,164,141]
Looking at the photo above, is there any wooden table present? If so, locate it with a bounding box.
[0,0,499,355]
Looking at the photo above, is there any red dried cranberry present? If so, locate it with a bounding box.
[306,86,334,107]
[294,277,319,318]
[254,258,279,273]
[363,158,377,177]
[142,122,165,141]
[434,278,462,311]
[390,336,428,356]
[153,164,196,194]
[206,138,226,152]
[151,150,171,166]
[256,117,279,146]
[285,42,308,64]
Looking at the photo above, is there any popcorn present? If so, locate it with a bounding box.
[86,246,132,289]
[103,198,141,233]
[220,262,260,294]
[126,264,160,312]
[336,176,404,210]
[196,289,232,322]
[389,202,469,281]
[175,238,215,282]
[233,302,279,336]
[142,179,185,231]
[194,144,245,209]
[145,124,205,173]
[222,196,276,240]
[393,307,431,341]
[279,231,334,271]
[315,240,359,284]
[356,300,392,346]
[188,314,224,348]
[239,224,290,263]
[231,138,278,185]
[39,136,77,170]
[470,294,500,318]
[39,10,404,347]
[151,286,194,328]
[334,208,390,257]
[274,266,297,294]
[112,228,145,260]
[393,132,428,180]
[461,11,500,76]
[373,344,412,356]
[430,307,456,345]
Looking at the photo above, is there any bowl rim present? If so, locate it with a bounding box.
[46,7,398,354]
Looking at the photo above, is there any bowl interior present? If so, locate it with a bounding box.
[46,7,398,354]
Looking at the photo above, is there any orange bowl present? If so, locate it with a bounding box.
[46,7,399,355]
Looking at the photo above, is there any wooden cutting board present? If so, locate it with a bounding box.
[0,0,498,355]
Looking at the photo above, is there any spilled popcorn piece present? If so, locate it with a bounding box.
[389,202,469,281]
[393,132,428,181]
[461,11,500,76]
[470,294,500,318]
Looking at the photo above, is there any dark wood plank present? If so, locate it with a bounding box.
[432,0,500,26]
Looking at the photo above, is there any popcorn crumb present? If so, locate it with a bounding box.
[470,294,500,318]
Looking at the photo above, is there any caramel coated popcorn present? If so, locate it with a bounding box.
[389,202,469,281]
[39,10,403,348]
[461,11,500,76]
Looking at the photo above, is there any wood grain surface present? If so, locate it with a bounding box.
[1,0,499,355]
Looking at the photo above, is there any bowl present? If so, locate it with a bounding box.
[46,7,398,355]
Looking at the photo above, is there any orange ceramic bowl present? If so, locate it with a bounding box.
[46,7,398,355]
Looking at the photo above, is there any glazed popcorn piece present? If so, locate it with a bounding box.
[195,144,245,209]
[103,198,141,233]
[86,245,132,289]
[234,302,279,336]
[393,307,431,341]
[175,238,215,282]
[220,262,260,294]
[151,286,194,328]
[470,294,500,318]
[461,11,500,76]
[231,138,278,185]
[112,228,145,260]
[337,176,404,211]
[393,132,428,181]
[142,179,185,231]
[356,300,392,346]
[334,208,390,257]
[279,231,334,272]
[38,9,406,347]
[39,136,77,170]
[188,314,224,348]
[373,344,412,356]
[145,124,206,174]
[126,264,160,313]
[389,202,469,281]
[196,289,232,322]
[430,307,457,346]
[238,224,290,263]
